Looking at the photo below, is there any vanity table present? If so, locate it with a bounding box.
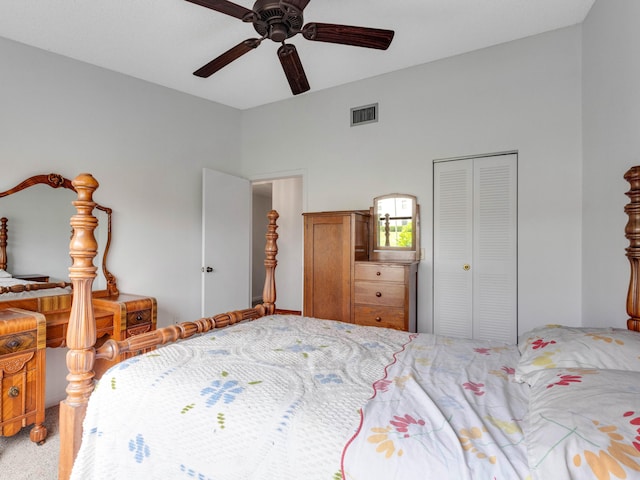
[303,194,420,332]
[0,173,157,443]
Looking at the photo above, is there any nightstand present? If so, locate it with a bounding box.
[92,294,157,377]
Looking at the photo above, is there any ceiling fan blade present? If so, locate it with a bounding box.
[185,0,256,21]
[302,22,394,50]
[277,44,310,95]
[194,39,261,78]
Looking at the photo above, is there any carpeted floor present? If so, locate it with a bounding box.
[0,405,60,480]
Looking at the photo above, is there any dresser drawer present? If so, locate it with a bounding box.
[127,309,151,328]
[354,282,404,307]
[354,305,405,330]
[355,263,405,283]
[0,331,36,355]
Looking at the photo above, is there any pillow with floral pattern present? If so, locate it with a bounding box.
[515,325,640,383]
[524,368,640,480]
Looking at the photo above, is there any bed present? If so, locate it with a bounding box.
[57,170,640,479]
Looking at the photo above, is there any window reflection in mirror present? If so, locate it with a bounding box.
[372,194,419,262]
[374,194,416,250]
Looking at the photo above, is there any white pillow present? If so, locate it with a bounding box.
[0,269,12,278]
[525,368,640,480]
[515,325,640,383]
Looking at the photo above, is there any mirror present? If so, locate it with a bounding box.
[371,193,420,262]
[0,173,118,296]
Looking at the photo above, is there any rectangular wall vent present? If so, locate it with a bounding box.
[350,103,378,126]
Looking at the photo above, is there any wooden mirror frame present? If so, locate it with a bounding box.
[0,173,118,296]
[370,193,420,262]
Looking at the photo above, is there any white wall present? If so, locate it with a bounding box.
[1,36,244,405]
[242,26,584,335]
[581,0,640,327]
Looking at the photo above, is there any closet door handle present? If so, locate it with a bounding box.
[463,264,471,271]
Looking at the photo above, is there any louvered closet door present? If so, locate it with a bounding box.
[433,154,517,344]
[433,159,474,338]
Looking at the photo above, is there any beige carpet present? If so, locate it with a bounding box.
[0,405,60,480]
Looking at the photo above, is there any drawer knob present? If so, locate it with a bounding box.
[136,315,143,322]
[8,386,19,398]
[6,339,20,349]
[376,271,381,276]
[375,317,382,322]
[375,292,382,297]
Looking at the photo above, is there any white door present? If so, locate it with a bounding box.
[202,168,251,316]
[433,154,518,344]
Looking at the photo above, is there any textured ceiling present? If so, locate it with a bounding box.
[0,0,595,110]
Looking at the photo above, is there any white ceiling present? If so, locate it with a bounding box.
[0,0,594,110]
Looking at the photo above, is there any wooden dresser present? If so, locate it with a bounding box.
[303,211,370,323]
[0,308,47,443]
[354,261,418,332]
[303,197,420,332]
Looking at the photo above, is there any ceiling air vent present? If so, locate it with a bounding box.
[351,103,378,127]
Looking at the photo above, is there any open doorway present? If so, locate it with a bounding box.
[252,176,303,312]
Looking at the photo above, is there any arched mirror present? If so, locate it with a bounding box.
[371,193,420,262]
[0,173,118,297]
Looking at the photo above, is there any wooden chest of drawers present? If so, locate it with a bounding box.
[353,262,418,332]
[0,308,47,443]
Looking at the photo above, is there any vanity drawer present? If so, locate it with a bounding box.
[0,331,36,355]
[354,282,404,307]
[127,309,151,328]
[354,263,405,283]
[354,305,405,330]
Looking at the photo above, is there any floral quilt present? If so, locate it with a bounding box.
[341,334,532,480]
[70,315,412,480]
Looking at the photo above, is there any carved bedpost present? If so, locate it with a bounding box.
[59,174,99,480]
[262,210,279,315]
[624,166,640,332]
[0,217,7,271]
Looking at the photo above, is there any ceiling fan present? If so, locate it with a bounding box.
[186,0,395,95]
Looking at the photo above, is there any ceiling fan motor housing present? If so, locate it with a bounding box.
[252,0,304,42]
